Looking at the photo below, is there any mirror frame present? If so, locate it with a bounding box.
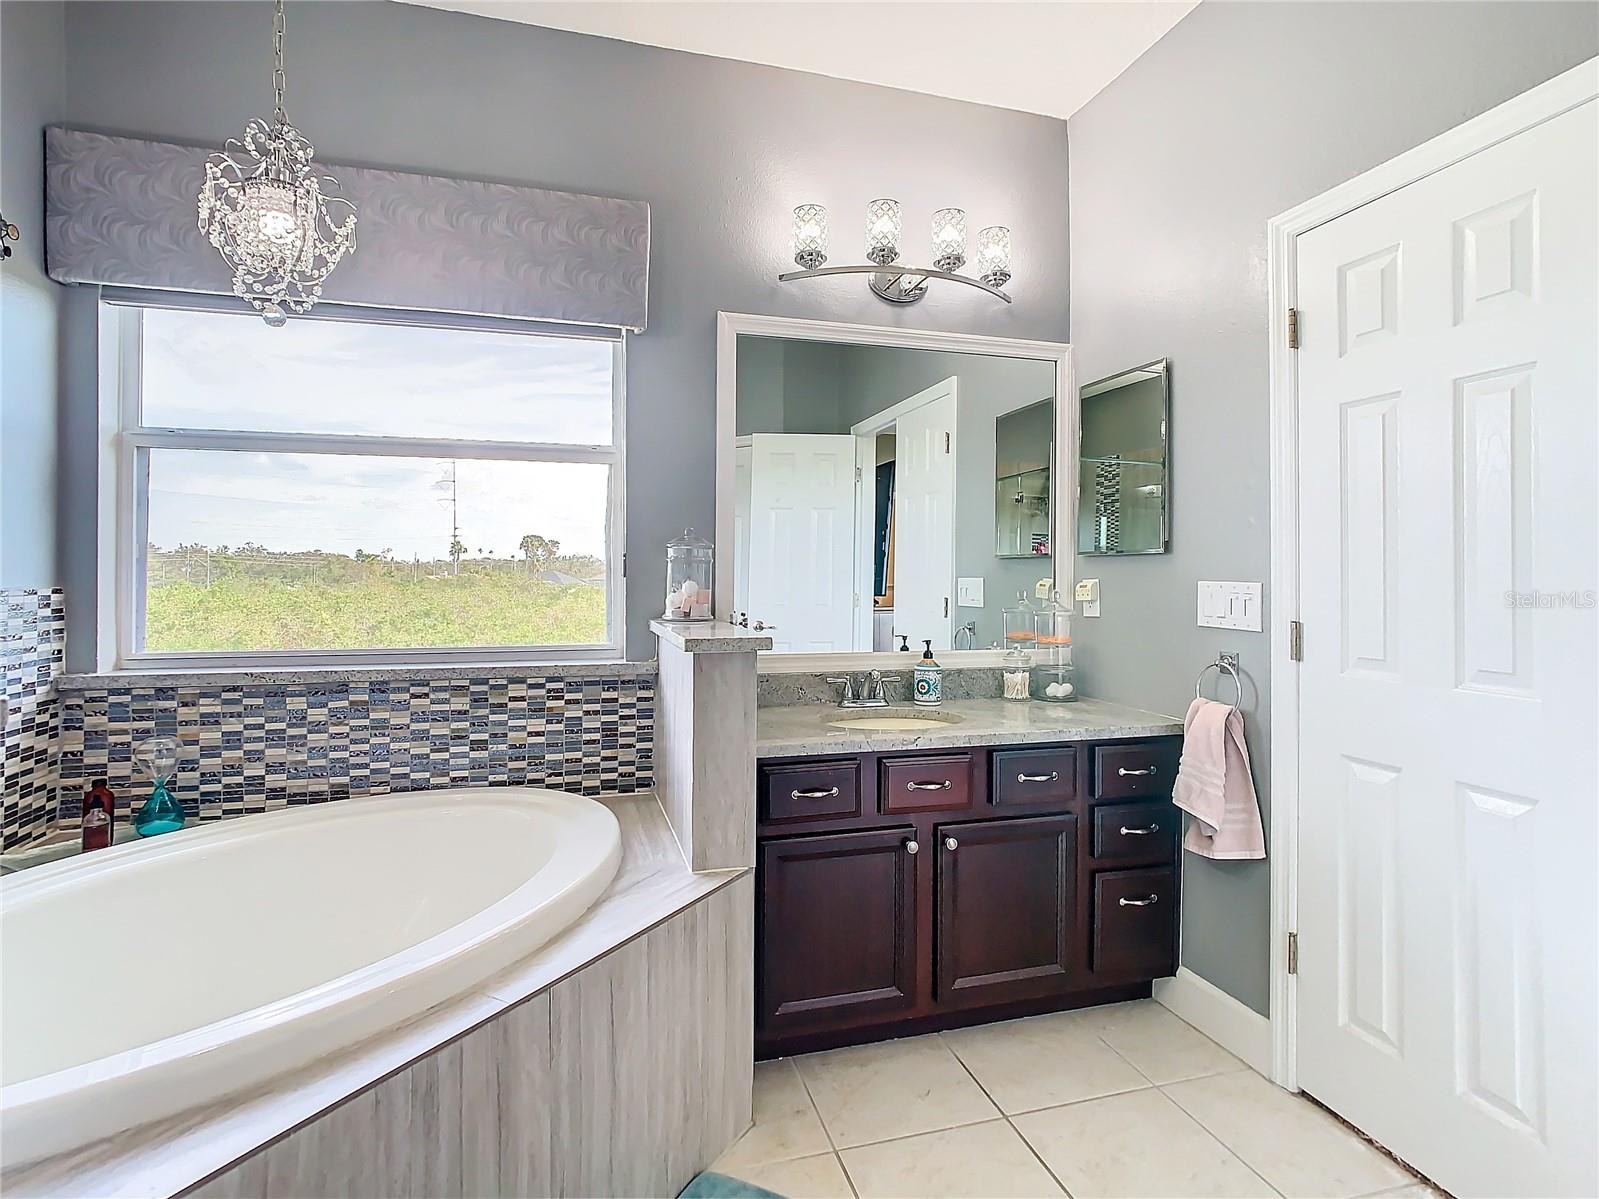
[1077,357,1171,557]
[714,311,1076,672]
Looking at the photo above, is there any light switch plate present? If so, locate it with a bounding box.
[956,577,985,608]
[1197,581,1262,631]
[1075,578,1100,618]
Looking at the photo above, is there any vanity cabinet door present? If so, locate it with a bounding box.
[934,814,1076,1007]
[758,828,920,1034]
[1091,867,1178,981]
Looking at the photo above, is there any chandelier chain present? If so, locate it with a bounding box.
[272,0,287,127]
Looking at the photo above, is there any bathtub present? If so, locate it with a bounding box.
[0,787,622,1167]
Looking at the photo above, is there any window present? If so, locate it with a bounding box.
[107,303,624,667]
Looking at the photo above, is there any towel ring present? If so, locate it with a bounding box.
[1194,656,1242,711]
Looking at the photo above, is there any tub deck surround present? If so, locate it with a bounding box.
[652,621,765,871]
[757,695,1184,758]
[1,792,752,1199]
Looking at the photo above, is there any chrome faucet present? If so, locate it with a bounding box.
[825,669,895,709]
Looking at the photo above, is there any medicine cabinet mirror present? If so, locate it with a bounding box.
[1077,358,1169,556]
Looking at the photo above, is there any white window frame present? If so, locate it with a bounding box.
[99,300,627,671]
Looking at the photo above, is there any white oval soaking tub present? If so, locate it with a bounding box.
[0,787,622,1166]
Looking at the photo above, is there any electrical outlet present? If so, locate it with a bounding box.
[1075,578,1100,618]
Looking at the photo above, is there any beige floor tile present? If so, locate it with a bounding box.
[1164,1072,1414,1199]
[1085,1002,1246,1084]
[714,1059,833,1171]
[795,1034,1000,1149]
[725,1152,856,1199]
[841,1120,1064,1198]
[1363,1185,1443,1199]
[942,1011,1150,1113]
[1013,1088,1277,1199]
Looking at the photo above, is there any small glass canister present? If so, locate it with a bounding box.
[663,528,714,621]
[1002,591,1038,648]
[1031,589,1077,702]
[1002,645,1032,701]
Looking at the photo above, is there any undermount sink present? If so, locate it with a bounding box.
[823,708,964,732]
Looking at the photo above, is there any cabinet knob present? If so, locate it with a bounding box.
[905,839,920,855]
[906,780,953,791]
[1119,894,1160,907]
[944,836,959,851]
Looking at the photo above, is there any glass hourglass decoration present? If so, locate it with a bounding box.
[133,735,186,837]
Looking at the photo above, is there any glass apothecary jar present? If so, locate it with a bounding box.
[663,528,714,621]
[1030,661,1078,702]
[1031,590,1076,701]
[1003,592,1038,648]
[1002,645,1032,701]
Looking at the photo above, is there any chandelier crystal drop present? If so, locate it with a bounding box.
[198,0,355,326]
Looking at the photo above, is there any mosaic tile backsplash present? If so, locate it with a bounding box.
[56,674,655,827]
[2,588,67,849]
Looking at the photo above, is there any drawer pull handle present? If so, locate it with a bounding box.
[1119,823,1161,836]
[1017,771,1059,783]
[944,836,959,851]
[790,786,841,800]
[906,780,953,791]
[1119,894,1160,907]
[1117,766,1159,777]
[905,839,920,855]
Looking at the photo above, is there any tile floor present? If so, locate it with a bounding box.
[713,1000,1441,1199]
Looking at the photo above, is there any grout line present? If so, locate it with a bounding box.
[937,1030,1075,1199]
[788,1056,859,1198]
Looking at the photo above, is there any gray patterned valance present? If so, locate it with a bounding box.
[45,126,650,331]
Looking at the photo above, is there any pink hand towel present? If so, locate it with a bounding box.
[1171,697,1265,860]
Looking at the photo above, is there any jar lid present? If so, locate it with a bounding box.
[666,527,713,554]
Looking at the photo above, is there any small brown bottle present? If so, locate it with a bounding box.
[81,778,116,852]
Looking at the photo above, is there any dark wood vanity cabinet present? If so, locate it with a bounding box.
[756,734,1183,1056]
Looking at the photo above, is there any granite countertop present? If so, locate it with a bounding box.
[650,619,773,653]
[756,696,1184,758]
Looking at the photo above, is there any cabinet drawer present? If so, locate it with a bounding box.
[1094,741,1180,800]
[1091,800,1177,865]
[1092,867,1178,980]
[991,747,1078,808]
[760,760,862,824]
[881,753,973,813]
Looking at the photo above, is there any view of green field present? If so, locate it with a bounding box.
[144,546,608,652]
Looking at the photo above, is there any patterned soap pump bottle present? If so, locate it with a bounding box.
[133,736,186,837]
[913,640,943,707]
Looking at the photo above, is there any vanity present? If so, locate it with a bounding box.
[753,698,1183,1057]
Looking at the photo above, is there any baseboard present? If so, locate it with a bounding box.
[1153,967,1274,1076]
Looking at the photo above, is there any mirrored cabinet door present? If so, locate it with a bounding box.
[1078,359,1169,556]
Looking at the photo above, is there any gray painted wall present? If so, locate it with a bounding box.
[0,1,65,588]
[1067,1,1598,1014]
[51,0,1071,665]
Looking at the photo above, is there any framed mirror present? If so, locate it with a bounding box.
[1077,358,1169,556]
[716,314,1074,663]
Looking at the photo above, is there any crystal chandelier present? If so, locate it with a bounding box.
[198,0,355,326]
[779,199,1012,305]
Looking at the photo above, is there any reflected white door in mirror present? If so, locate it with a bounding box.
[716,313,1074,673]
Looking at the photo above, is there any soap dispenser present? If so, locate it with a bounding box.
[913,640,943,707]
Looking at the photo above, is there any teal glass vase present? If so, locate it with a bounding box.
[134,781,185,837]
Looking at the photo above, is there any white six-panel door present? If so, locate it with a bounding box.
[1294,100,1597,1198]
[745,433,859,653]
[891,382,958,652]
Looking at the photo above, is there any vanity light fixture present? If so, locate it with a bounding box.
[781,198,1012,305]
[198,0,356,326]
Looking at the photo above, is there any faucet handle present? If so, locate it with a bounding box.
[825,675,857,702]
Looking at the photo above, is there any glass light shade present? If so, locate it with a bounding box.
[866,198,902,266]
[931,207,967,272]
[977,225,1012,289]
[792,204,828,270]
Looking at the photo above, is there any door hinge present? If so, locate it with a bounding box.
[1289,620,1304,661]
[944,431,951,454]
[1287,931,1299,975]
[1287,307,1300,350]
[855,465,863,482]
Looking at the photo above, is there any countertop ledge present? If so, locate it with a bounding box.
[54,659,658,691]
[2,793,746,1199]
[650,619,773,653]
[757,695,1185,757]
